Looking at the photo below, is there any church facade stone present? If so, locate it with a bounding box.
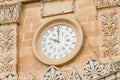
[0,0,120,80]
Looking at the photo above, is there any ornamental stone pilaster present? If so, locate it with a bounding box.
[0,2,22,78]
[96,0,120,64]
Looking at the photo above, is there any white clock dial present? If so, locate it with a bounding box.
[41,25,77,59]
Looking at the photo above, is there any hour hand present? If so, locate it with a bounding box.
[49,38,59,43]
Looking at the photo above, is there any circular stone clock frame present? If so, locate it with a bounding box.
[33,18,83,65]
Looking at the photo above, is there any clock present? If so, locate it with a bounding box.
[41,25,76,59]
[33,19,83,65]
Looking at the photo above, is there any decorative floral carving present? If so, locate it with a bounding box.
[99,9,119,58]
[3,73,18,80]
[83,59,108,80]
[109,58,120,72]
[70,67,82,80]
[0,26,17,73]
[42,66,66,80]
[96,0,120,8]
[0,2,22,24]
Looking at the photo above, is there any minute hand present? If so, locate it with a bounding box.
[57,27,60,43]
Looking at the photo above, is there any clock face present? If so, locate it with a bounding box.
[41,25,77,59]
[33,19,83,65]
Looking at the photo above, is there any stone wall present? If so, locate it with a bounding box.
[18,0,98,79]
[1,0,120,80]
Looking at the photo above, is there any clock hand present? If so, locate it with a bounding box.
[50,38,59,43]
[57,27,60,43]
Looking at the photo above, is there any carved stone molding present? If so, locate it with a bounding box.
[99,8,120,59]
[83,59,108,80]
[0,2,22,24]
[70,67,82,80]
[42,66,66,80]
[109,58,120,72]
[96,0,120,9]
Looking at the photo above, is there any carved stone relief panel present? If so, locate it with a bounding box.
[96,0,120,9]
[98,8,120,59]
[41,0,75,17]
[70,67,82,80]
[0,2,22,24]
[83,59,108,80]
[0,24,18,78]
[42,66,66,80]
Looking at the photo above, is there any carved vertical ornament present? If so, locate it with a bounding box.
[0,24,17,76]
[83,59,108,80]
[0,27,14,73]
[42,66,66,80]
[99,8,120,58]
[0,2,22,78]
[70,67,82,80]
